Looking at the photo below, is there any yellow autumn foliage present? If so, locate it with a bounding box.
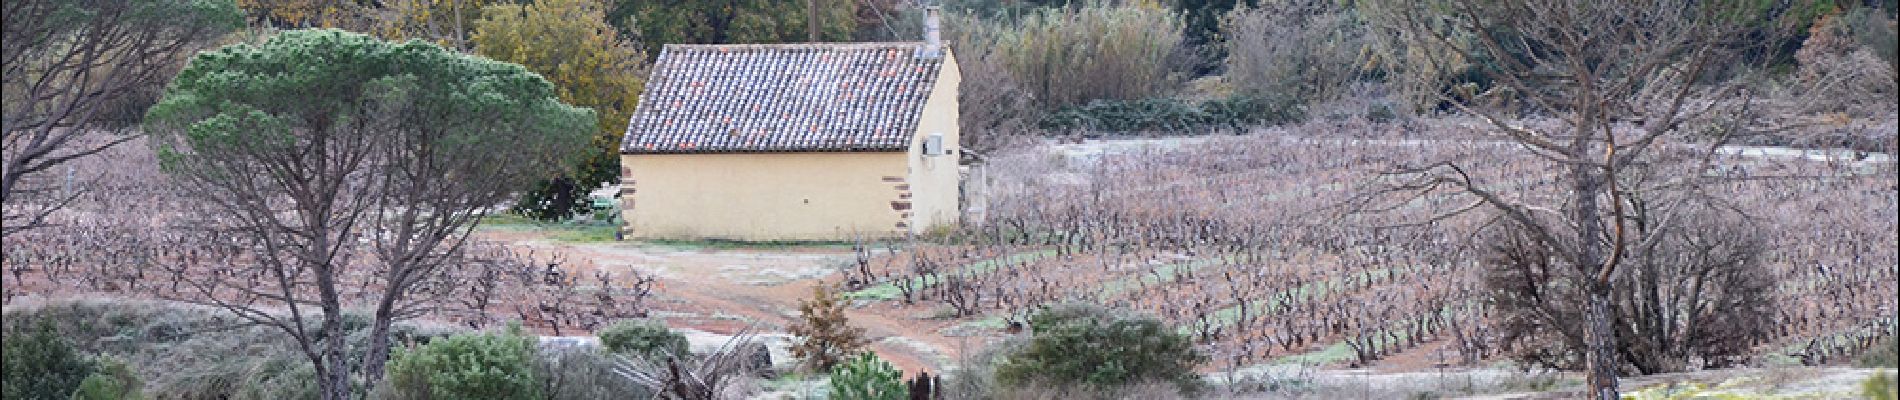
[372,0,495,50]
[236,0,374,29]
[473,0,646,201]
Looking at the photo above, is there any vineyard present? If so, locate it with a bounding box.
[0,139,658,336]
[2,124,1894,378]
[5,0,1897,398]
[837,125,1899,373]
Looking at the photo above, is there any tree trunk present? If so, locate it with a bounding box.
[1584,282,1620,400]
[1570,136,1620,400]
[360,286,406,389]
[321,309,353,400]
[316,232,353,400]
[360,313,396,390]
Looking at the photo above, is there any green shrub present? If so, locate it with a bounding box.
[993,303,1205,395]
[1040,98,1209,132]
[223,356,319,400]
[2,319,97,400]
[380,326,542,400]
[2,298,323,400]
[1,298,467,400]
[1862,335,1899,368]
[1867,370,1898,400]
[829,353,905,400]
[1038,94,1301,133]
[939,338,1020,400]
[1201,94,1305,128]
[70,357,143,400]
[1363,100,1400,123]
[536,346,655,400]
[597,319,689,361]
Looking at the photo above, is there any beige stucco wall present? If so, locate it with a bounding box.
[619,51,961,241]
[906,51,961,232]
[619,152,910,241]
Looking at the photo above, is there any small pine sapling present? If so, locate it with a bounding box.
[789,284,869,372]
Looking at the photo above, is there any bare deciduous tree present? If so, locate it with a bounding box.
[1485,193,1778,374]
[1,0,241,237]
[1363,1,1804,397]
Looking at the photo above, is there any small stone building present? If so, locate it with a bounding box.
[617,41,960,241]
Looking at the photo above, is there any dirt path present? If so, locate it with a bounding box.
[476,230,964,376]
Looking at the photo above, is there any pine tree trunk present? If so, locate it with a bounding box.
[1570,134,1620,400]
[1584,282,1620,400]
[360,317,396,389]
[321,312,352,400]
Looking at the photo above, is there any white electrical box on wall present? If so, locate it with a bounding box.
[924,133,945,156]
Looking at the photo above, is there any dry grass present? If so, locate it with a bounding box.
[947,2,1189,110]
[2,296,353,399]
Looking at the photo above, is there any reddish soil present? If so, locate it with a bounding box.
[474,229,967,376]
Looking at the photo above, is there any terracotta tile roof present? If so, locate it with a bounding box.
[621,42,946,154]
